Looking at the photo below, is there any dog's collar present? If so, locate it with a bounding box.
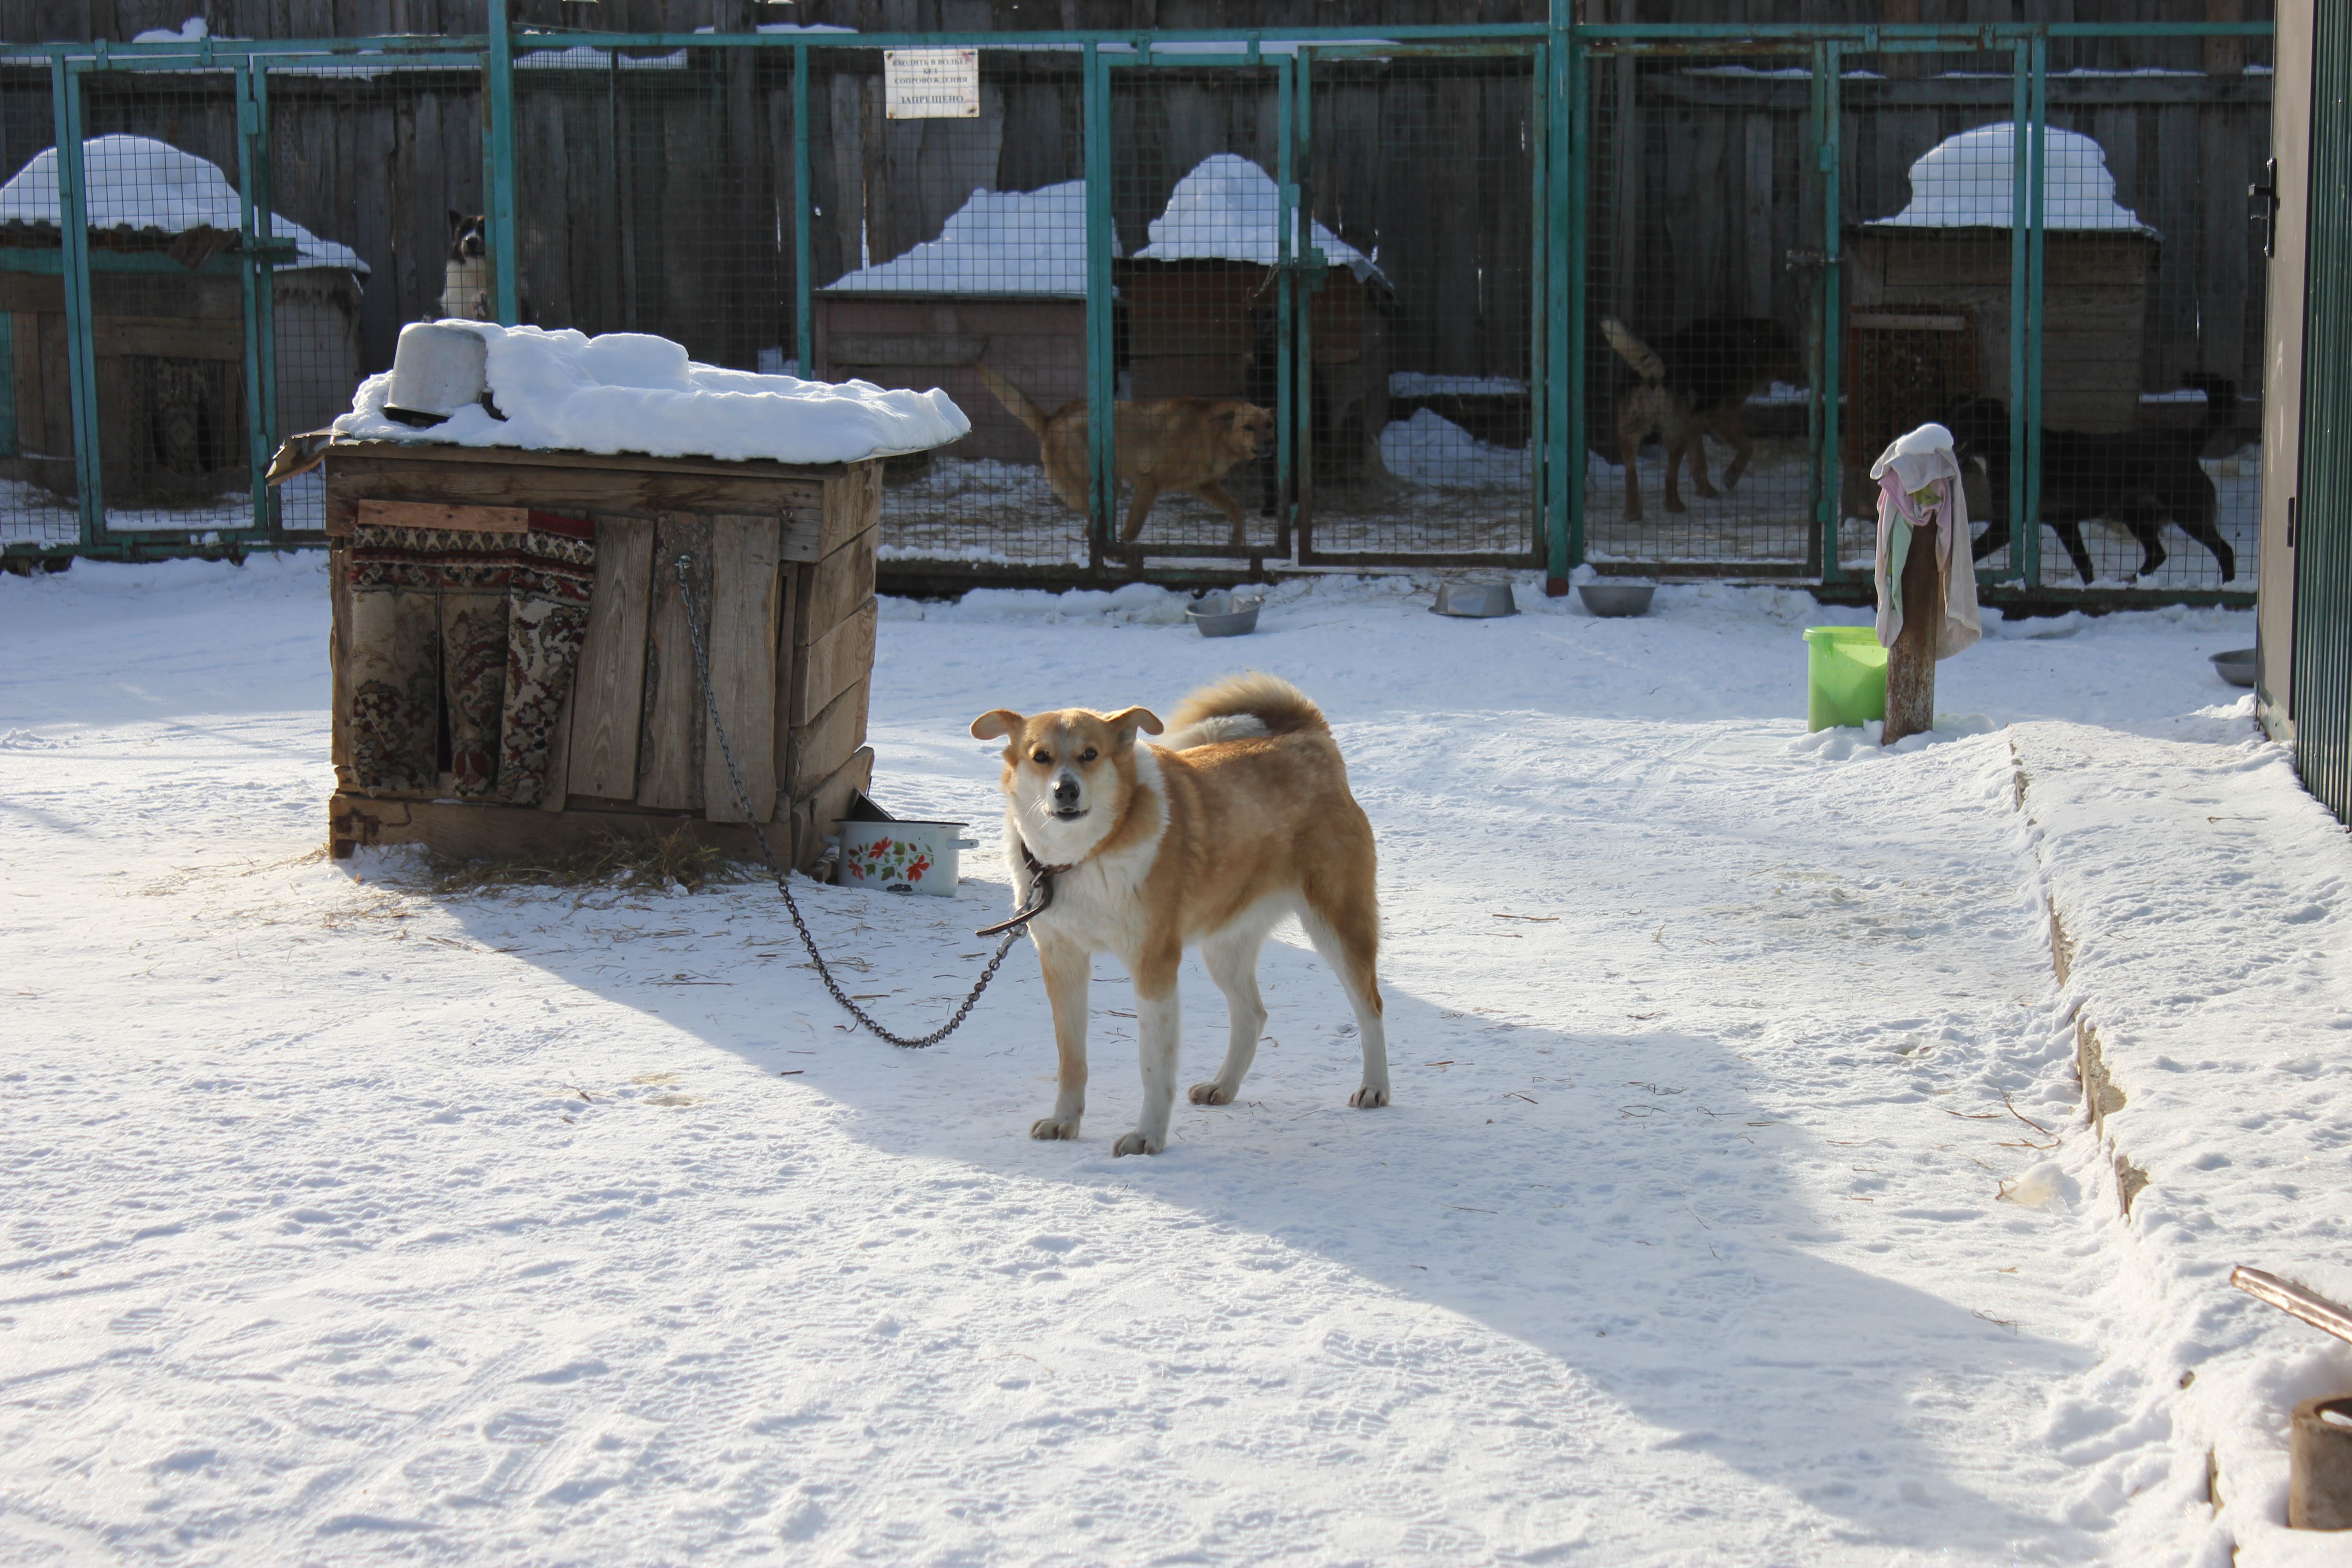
[973,842,1074,940]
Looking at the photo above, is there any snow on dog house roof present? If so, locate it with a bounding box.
[1136,154,1388,286]
[819,180,1111,299]
[332,323,970,467]
[1864,122,2157,237]
[0,135,368,273]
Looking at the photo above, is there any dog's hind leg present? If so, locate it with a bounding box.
[1190,926,1268,1107]
[2173,488,2237,581]
[1710,409,1755,492]
[1679,418,1721,500]
[1301,885,1390,1110]
[1617,416,1646,521]
[1029,934,1091,1142]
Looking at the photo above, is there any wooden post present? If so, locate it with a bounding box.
[2292,1396,2352,1530]
[1883,521,1941,745]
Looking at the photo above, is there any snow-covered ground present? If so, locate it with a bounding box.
[3,558,2347,1566]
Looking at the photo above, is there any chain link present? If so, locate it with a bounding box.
[675,554,1025,1049]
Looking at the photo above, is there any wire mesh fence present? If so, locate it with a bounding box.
[1302,51,1539,566]
[0,21,2274,603]
[818,47,1095,570]
[0,60,69,550]
[1582,46,1822,577]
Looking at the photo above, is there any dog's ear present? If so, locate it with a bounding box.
[970,709,1024,742]
[1210,407,1240,427]
[1102,706,1163,750]
[448,208,465,233]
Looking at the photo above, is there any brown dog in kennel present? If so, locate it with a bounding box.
[974,362,1274,550]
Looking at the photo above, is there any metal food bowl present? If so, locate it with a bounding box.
[2211,647,2257,688]
[1431,581,1518,618]
[1187,594,1262,637]
[384,321,489,427]
[1578,582,1657,618]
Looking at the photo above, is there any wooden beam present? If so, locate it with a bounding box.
[324,447,828,552]
[636,515,714,811]
[564,517,657,801]
[702,515,786,824]
[355,499,529,534]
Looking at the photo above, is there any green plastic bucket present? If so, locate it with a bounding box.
[1803,626,1888,731]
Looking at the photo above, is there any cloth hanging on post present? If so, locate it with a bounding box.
[346,514,597,804]
[1871,422,1982,659]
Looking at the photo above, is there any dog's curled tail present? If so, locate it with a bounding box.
[974,361,1051,438]
[1601,316,1666,384]
[1162,672,1328,750]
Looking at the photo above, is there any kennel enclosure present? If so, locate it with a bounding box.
[2,12,2275,611]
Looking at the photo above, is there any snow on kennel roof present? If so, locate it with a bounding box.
[819,180,1112,298]
[1135,154,1387,285]
[330,323,969,466]
[0,136,368,272]
[1864,122,2155,235]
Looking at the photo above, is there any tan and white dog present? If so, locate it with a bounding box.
[970,673,1389,1156]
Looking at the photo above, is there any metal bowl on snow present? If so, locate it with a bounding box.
[1187,594,1262,637]
[1431,581,1518,618]
[2211,648,2257,688]
[1578,582,1657,618]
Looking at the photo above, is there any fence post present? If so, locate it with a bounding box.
[2006,40,2029,587]
[1548,22,1579,593]
[484,0,519,328]
[1818,39,1846,585]
[1279,52,1303,562]
[252,65,280,537]
[234,60,272,539]
[793,44,813,378]
[1083,43,1113,573]
[1565,28,1589,580]
[2023,30,2048,590]
[50,59,102,550]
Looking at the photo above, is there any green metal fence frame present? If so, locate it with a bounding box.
[3,13,2273,599]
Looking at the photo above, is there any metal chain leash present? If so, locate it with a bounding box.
[673,554,1032,1049]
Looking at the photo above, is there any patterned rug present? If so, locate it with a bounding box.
[347,514,597,805]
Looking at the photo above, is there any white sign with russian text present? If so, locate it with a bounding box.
[885,49,980,119]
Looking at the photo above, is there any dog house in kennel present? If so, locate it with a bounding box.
[0,136,363,510]
[1845,122,2160,458]
[323,442,893,872]
[814,181,1094,468]
[1115,155,1392,486]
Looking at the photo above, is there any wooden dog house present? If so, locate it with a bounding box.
[0,136,365,507]
[1847,122,2159,436]
[813,293,1083,467]
[322,441,884,872]
[0,251,363,507]
[1112,255,1391,483]
[813,181,1093,467]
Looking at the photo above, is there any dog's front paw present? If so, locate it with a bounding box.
[1348,1085,1391,1109]
[1188,1082,1232,1106]
[1112,1130,1164,1156]
[1030,1116,1080,1141]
